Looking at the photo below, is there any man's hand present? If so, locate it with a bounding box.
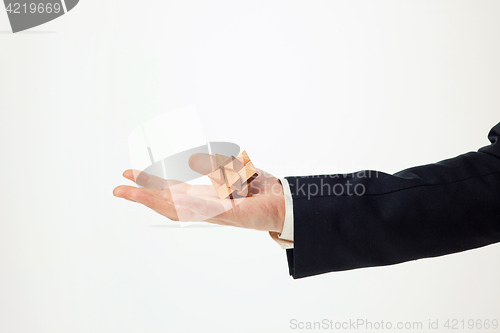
[113,153,286,233]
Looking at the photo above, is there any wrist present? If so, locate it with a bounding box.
[274,194,286,233]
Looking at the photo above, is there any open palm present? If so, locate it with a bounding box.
[113,153,285,233]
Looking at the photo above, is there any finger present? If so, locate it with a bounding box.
[188,153,216,175]
[126,187,180,221]
[122,169,189,194]
[113,185,165,203]
[113,185,140,201]
[123,169,167,189]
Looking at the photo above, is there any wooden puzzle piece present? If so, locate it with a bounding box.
[207,150,258,199]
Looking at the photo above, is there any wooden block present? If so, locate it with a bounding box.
[217,183,232,199]
[224,168,241,187]
[215,154,231,168]
[210,150,258,199]
[239,182,249,193]
[238,150,251,165]
[207,168,226,186]
[230,178,243,192]
[246,173,258,184]
[238,161,257,183]
[227,157,244,172]
[233,189,248,198]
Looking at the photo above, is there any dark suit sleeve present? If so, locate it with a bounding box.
[285,122,500,279]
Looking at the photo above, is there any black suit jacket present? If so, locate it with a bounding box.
[285,122,500,279]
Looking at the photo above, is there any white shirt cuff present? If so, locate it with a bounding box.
[269,178,294,249]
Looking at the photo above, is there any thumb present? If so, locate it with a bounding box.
[188,153,216,175]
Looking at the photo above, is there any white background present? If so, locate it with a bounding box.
[1,1,499,332]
